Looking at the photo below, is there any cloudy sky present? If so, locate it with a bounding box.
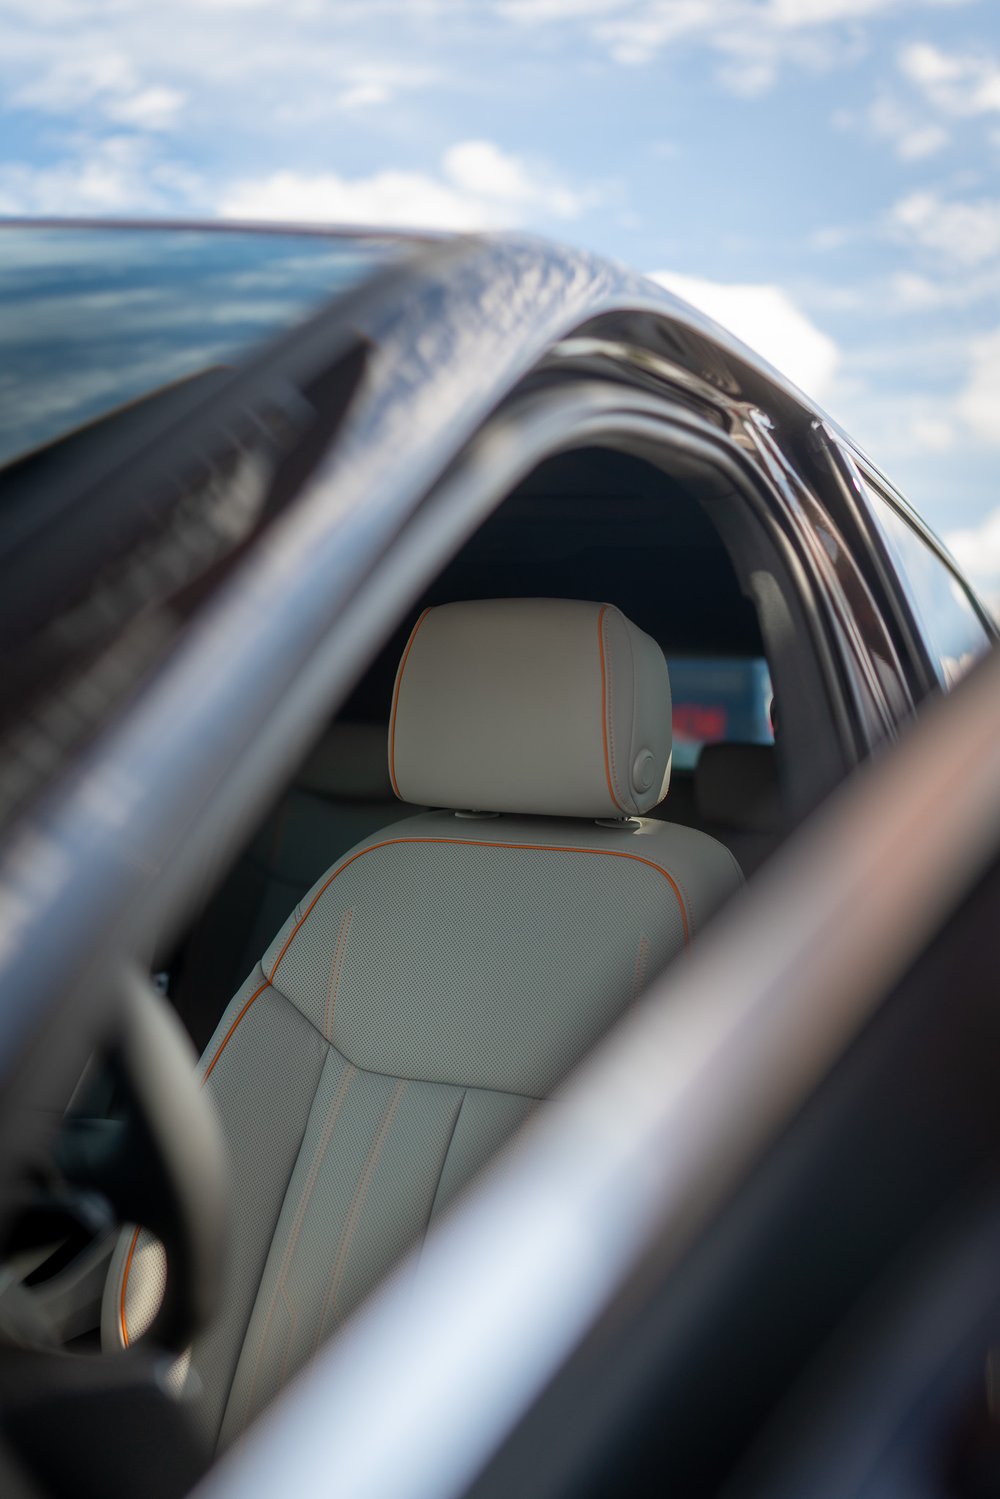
[3,0,1000,604]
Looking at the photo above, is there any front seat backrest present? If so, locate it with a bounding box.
[103,598,743,1449]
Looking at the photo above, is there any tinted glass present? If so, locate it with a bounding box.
[0,226,407,469]
[867,487,992,688]
[666,656,773,771]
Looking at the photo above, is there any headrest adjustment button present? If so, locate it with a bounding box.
[632,749,655,793]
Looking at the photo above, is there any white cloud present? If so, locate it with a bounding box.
[887,264,1000,311]
[497,0,628,16]
[894,123,949,159]
[892,190,1000,267]
[955,326,1000,444]
[866,95,949,158]
[0,7,443,148]
[219,167,489,230]
[907,415,956,451]
[647,270,839,400]
[510,0,959,88]
[493,0,988,105]
[444,140,583,215]
[767,0,896,22]
[0,135,179,215]
[105,87,186,130]
[336,82,391,109]
[890,270,949,307]
[900,41,1000,118]
[837,94,950,159]
[945,507,1000,610]
[9,52,186,132]
[10,56,123,110]
[328,61,440,114]
[219,139,587,230]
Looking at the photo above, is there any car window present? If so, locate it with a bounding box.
[0,225,407,470]
[666,655,773,770]
[865,486,992,688]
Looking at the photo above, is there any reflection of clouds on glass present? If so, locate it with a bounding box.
[0,227,400,465]
[941,651,978,689]
[865,483,991,688]
[0,346,235,446]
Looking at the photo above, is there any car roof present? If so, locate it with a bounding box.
[0,215,936,508]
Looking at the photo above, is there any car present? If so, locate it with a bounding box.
[0,219,995,1499]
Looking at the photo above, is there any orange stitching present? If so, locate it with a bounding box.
[323,908,354,1041]
[316,1079,407,1348]
[203,977,271,1082]
[632,934,651,1003]
[598,605,626,814]
[270,836,691,982]
[277,1283,298,1392]
[388,607,431,799]
[119,1225,141,1348]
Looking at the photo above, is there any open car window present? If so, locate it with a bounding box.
[666,656,773,770]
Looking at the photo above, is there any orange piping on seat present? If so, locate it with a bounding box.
[120,829,690,1346]
[597,605,626,815]
[203,977,271,1082]
[119,1225,141,1348]
[388,607,431,799]
[272,834,690,977]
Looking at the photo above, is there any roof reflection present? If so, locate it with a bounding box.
[0,225,404,468]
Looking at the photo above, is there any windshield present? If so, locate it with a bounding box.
[0,224,411,469]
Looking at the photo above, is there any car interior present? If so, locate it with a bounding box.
[167,447,790,1055]
[4,438,858,1488]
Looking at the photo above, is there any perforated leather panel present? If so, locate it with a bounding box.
[104,809,741,1448]
[263,827,694,1096]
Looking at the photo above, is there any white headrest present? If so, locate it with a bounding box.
[388,599,672,818]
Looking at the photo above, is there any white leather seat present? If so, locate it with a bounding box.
[103,598,742,1447]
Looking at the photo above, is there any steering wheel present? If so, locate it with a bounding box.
[0,970,227,1499]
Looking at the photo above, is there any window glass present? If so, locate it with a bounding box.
[866,487,992,688]
[666,656,773,771]
[0,226,407,470]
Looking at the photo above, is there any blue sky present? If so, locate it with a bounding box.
[3,0,1000,606]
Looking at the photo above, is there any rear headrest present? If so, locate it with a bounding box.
[388,599,672,819]
[695,743,780,833]
[298,723,395,802]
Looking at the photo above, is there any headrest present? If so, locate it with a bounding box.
[695,743,780,833]
[298,723,395,802]
[388,599,672,818]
